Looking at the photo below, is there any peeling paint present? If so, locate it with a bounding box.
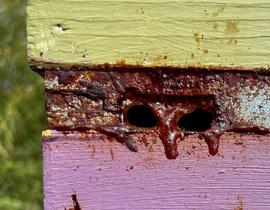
[238,86,270,128]
[42,129,52,137]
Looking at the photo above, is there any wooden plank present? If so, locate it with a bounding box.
[43,131,270,210]
[27,0,270,69]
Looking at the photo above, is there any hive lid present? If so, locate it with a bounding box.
[27,0,270,71]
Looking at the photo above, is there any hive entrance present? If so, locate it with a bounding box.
[178,108,213,132]
[126,105,157,128]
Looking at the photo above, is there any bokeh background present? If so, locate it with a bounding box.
[0,0,45,209]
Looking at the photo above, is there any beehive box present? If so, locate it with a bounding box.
[27,1,270,209]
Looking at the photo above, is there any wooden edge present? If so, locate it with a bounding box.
[29,59,270,74]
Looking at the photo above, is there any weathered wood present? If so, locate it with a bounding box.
[43,131,270,210]
[27,1,270,209]
[43,69,270,160]
[44,69,270,131]
[27,0,270,69]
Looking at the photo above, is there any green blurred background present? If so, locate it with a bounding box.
[0,0,45,209]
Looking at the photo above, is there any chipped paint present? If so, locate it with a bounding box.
[238,86,270,128]
[42,129,52,137]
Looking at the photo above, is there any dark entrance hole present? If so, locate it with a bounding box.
[126,105,157,128]
[178,108,213,132]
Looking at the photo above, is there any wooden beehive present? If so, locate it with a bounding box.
[27,1,270,209]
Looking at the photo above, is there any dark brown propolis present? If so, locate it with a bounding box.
[37,62,270,159]
[68,194,81,210]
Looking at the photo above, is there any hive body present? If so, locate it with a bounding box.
[27,0,270,209]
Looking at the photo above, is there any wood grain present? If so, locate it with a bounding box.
[43,131,270,210]
[27,0,270,69]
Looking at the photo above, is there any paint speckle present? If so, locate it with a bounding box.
[54,23,70,31]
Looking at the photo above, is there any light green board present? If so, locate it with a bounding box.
[27,0,270,69]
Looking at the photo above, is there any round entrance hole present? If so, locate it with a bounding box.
[178,108,213,132]
[126,105,157,128]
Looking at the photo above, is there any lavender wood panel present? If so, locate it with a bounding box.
[43,131,270,210]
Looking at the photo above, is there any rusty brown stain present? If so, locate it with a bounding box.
[226,20,240,34]
[234,139,244,145]
[234,195,244,210]
[153,55,168,66]
[148,145,154,152]
[225,20,239,45]
[212,5,226,17]
[203,49,209,54]
[153,55,163,61]
[135,53,169,66]
[213,22,219,30]
[194,32,200,45]
[116,60,126,65]
[234,138,248,149]
[196,61,202,66]
[88,144,96,158]
[228,39,238,45]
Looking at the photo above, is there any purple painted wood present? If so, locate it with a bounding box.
[43,131,270,210]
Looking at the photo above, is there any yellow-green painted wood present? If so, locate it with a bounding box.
[27,0,270,69]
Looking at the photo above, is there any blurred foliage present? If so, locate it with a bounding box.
[0,0,45,209]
